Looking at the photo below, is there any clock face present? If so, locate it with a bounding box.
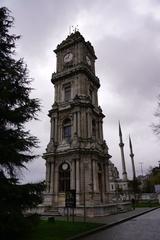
[64,53,73,63]
[62,163,69,171]
[86,55,91,65]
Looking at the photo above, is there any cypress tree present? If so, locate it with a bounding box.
[0,7,44,239]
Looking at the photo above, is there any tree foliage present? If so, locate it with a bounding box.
[128,178,141,194]
[143,166,160,193]
[0,7,44,239]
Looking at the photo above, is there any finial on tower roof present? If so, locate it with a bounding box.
[70,25,79,34]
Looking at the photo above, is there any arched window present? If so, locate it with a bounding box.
[63,118,71,142]
[92,119,96,137]
[59,162,70,192]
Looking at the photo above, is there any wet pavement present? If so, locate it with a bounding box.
[79,208,160,240]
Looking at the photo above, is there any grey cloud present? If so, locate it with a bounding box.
[1,0,160,181]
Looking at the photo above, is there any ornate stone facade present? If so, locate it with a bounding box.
[42,31,129,216]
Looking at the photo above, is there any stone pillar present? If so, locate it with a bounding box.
[101,163,106,202]
[86,112,88,138]
[59,123,62,142]
[87,112,90,138]
[50,162,54,193]
[58,84,61,102]
[71,160,76,189]
[100,121,103,140]
[93,160,97,192]
[103,163,106,192]
[91,159,94,194]
[82,111,86,138]
[54,164,58,204]
[95,91,98,106]
[88,112,92,138]
[99,120,103,140]
[77,112,81,137]
[76,159,80,192]
[96,120,98,139]
[55,117,58,142]
[50,119,52,140]
[105,163,110,193]
[49,162,51,192]
[46,162,50,192]
[73,112,77,135]
[76,159,80,205]
[92,90,95,105]
[50,117,54,140]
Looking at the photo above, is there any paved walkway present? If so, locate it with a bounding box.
[57,207,159,240]
[78,208,160,240]
[55,207,157,225]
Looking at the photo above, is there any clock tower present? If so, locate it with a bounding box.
[43,31,111,216]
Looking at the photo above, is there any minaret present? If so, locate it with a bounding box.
[129,135,136,180]
[119,122,128,181]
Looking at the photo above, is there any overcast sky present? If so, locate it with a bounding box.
[1,0,160,182]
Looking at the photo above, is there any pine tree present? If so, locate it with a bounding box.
[0,7,44,239]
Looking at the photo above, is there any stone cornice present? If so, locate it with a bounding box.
[51,63,100,88]
[43,147,110,160]
[48,99,105,118]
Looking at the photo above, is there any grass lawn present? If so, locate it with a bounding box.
[27,220,101,240]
